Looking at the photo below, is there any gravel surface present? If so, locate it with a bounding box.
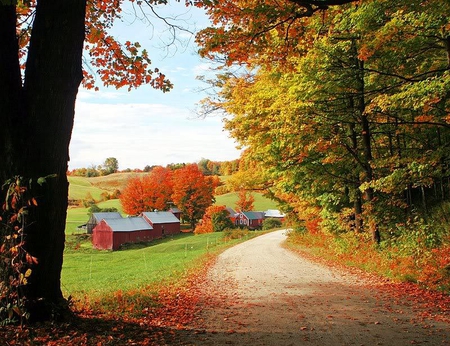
[185,230,450,345]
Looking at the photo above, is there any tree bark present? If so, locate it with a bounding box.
[0,0,86,320]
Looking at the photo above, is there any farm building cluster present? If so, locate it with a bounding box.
[85,207,285,250]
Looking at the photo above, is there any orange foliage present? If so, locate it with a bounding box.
[235,190,254,212]
[171,164,220,229]
[120,167,173,215]
[194,205,227,234]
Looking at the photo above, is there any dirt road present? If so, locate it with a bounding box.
[185,230,449,345]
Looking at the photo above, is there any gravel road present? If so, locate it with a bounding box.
[185,230,449,345]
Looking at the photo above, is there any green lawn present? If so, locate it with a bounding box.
[215,191,278,211]
[62,231,257,301]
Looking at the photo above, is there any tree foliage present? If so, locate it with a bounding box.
[171,164,219,230]
[194,205,233,234]
[120,166,173,215]
[235,190,254,212]
[197,0,450,248]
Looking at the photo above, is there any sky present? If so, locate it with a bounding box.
[69,3,241,171]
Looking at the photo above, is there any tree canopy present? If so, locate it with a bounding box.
[196,0,450,243]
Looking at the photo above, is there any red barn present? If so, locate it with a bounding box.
[92,217,154,250]
[141,211,181,237]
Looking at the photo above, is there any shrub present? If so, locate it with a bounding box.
[223,228,248,240]
[0,176,44,325]
[262,218,282,230]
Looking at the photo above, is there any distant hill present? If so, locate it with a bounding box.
[68,173,148,201]
[68,173,278,210]
[215,192,277,211]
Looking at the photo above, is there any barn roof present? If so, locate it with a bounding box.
[141,211,180,224]
[103,217,153,232]
[92,212,122,222]
[225,207,238,216]
[242,211,265,220]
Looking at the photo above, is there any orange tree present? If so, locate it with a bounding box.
[171,164,220,230]
[235,190,254,212]
[194,205,233,234]
[120,166,173,215]
[0,0,188,320]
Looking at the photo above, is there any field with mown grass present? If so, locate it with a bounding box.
[62,230,263,311]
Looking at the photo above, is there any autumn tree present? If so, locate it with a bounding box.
[194,205,233,234]
[171,164,219,230]
[197,0,450,244]
[236,190,255,212]
[0,0,191,319]
[120,166,173,215]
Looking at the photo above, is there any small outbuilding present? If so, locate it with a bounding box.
[86,212,122,234]
[92,217,154,250]
[237,211,265,229]
[169,206,182,220]
[141,211,181,237]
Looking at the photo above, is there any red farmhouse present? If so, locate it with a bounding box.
[237,211,265,229]
[141,211,181,238]
[93,217,154,250]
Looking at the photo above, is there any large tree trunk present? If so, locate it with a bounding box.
[0,0,86,320]
[0,3,22,181]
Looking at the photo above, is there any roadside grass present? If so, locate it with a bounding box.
[215,191,277,211]
[286,229,450,293]
[62,230,263,314]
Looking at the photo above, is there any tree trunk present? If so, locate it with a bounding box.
[353,46,380,244]
[0,0,86,320]
[0,3,22,181]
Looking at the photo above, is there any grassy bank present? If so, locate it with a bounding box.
[62,230,260,308]
[286,229,450,293]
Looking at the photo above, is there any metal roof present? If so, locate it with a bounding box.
[225,207,238,216]
[92,212,122,222]
[242,211,265,220]
[103,217,153,232]
[141,211,180,224]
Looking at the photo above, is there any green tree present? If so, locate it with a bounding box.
[197,0,450,243]
[102,157,119,175]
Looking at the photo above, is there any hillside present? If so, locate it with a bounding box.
[66,174,279,234]
[215,192,277,211]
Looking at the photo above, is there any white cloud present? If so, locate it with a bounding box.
[69,101,240,170]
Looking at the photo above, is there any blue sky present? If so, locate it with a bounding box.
[69,3,241,170]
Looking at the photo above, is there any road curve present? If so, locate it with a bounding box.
[186,230,449,346]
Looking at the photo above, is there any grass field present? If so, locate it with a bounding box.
[62,231,258,302]
[215,192,277,211]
